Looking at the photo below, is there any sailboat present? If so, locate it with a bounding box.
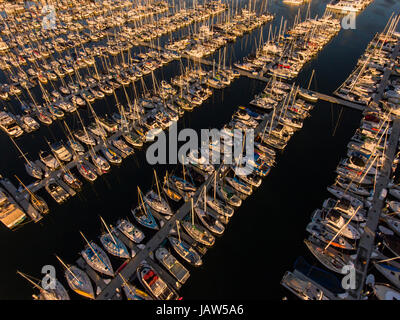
[80,232,114,277]
[181,218,215,247]
[15,175,49,215]
[194,206,225,235]
[120,273,152,300]
[17,271,70,300]
[297,70,318,102]
[144,170,173,216]
[131,187,159,230]
[162,171,182,202]
[55,255,95,299]
[99,217,130,259]
[168,236,202,266]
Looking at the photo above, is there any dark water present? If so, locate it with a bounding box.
[1,0,399,300]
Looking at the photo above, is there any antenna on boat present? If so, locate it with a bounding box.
[203,185,207,212]
[137,186,149,217]
[153,169,161,201]
[191,197,195,225]
[176,220,181,244]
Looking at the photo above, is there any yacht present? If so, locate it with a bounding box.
[205,195,234,218]
[137,263,179,300]
[311,208,361,240]
[101,146,122,164]
[76,161,97,182]
[64,265,95,300]
[116,219,145,243]
[155,247,190,284]
[91,153,110,173]
[143,190,173,216]
[0,111,23,137]
[216,184,242,207]
[100,231,130,259]
[73,130,96,146]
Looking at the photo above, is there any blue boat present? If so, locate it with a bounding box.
[131,203,159,230]
[100,232,130,259]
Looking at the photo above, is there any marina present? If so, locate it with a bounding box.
[0,0,400,302]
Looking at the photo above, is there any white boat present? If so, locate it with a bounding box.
[205,195,234,217]
[116,219,145,243]
[181,219,215,246]
[137,263,179,300]
[81,242,114,277]
[168,236,202,266]
[311,209,361,240]
[100,232,130,259]
[373,283,400,300]
[194,207,225,235]
[155,247,190,284]
[51,142,72,162]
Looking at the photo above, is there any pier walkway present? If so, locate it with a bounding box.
[348,40,400,300]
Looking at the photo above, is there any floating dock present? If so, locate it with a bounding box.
[348,40,400,300]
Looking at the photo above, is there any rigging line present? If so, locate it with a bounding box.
[332,106,343,137]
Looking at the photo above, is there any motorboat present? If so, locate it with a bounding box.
[116,219,145,243]
[137,263,179,300]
